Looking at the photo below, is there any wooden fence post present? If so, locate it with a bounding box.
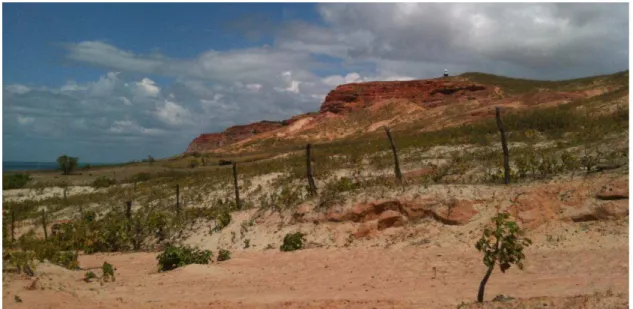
[306,144,318,196]
[233,163,241,210]
[41,210,48,241]
[11,207,15,242]
[175,184,181,216]
[495,107,510,184]
[384,126,403,184]
[125,200,132,233]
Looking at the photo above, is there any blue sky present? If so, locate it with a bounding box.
[2,3,628,163]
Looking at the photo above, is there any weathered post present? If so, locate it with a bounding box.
[125,200,132,233]
[11,207,15,242]
[233,163,241,210]
[384,126,403,184]
[495,107,510,184]
[175,184,181,216]
[41,210,48,241]
[306,144,318,196]
[125,201,132,220]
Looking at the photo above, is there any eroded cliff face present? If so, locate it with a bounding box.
[185,121,289,154]
[185,78,495,154]
[319,79,493,113]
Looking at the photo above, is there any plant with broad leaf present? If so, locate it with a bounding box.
[475,212,532,302]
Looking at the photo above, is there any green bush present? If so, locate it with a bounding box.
[102,261,115,282]
[131,172,151,182]
[16,230,80,270]
[3,173,31,190]
[214,211,232,232]
[280,232,306,252]
[52,251,80,270]
[217,249,231,262]
[92,176,116,188]
[4,250,37,274]
[84,271,97,282]
[156,245,212,272]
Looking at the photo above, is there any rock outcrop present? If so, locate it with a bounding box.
[186,120,289,154]
[185,78,493,154]
[319,79,493,114]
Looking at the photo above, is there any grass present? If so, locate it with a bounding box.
[460,70,628,95]
[3,173,32,190]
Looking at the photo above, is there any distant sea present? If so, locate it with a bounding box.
[3,161,113,172]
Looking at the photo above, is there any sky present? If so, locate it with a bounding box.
[2,2,629,163]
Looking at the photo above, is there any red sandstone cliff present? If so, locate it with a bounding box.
[185,78,494,154]
[184,73,612,154]
[186,121,287,153]
[320,79,492,113]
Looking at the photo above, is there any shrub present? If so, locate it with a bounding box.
[217,249,231,262]
[280,232,306,252]
[92,176,116,188]
[156,245,212,272]
[3,173,31,190]
[4,250,36,275]
[131,172,151,182]
[53,251,80,270]
[475,212,531,302]
[84,271,97,282]
[214,211,232,232]
[102,262,115,282]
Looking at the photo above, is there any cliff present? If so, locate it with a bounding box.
[183,71,619,154]
[185,78,495,153]
[319,79,492,113]
[186,121,288,154]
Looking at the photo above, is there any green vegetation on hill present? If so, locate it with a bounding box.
[3,173,32,190]
[460,70,628,95]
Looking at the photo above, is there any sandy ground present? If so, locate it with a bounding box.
[2,186,100,203]
[2,245,627,309]
[2,169,628,309]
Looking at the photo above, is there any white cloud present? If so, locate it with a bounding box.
[321,72,365,86]
[109,119,165,136]
[120,97,132,105]
[135,78,160,97]
[246,84,262,92]
[61,81,86,92]
[17,115,34,125]
[5,84,31,95]
[155,100,191,126]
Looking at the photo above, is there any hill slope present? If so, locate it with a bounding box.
[187,71,627,155]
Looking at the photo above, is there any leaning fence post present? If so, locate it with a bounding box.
[306,144,318,196]
[125,200,132,232]
[41,210,48,241]
[495,107,510,184]
[233,163,241,210]
[384,126,403,184]
[175,184,181,216]
[11,206,15,242]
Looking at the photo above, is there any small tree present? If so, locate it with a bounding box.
[475,212,532,302]
[148,155,155,165]
[57,155,79,175]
